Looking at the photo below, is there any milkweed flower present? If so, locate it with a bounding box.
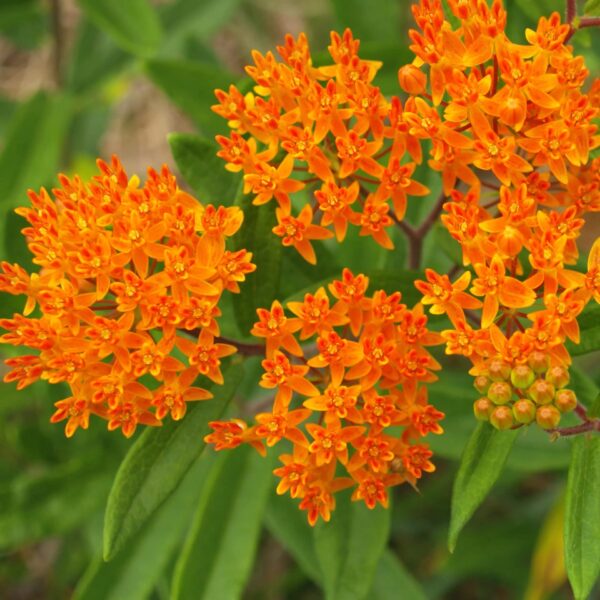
[206,270,445,524]
[0,157,255,437]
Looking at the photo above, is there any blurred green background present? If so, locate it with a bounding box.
[0,0,599,598]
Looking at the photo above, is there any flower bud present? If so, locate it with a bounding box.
[487,359,511,381]
[474,375,491,394]
[554,389,577,413]
[528,379,555,405]
[398,65,427,95]
[490,405,514,430]
[513,399,536,424]
[510,364,535,389]
[546,365,569,389]
[528,351,549,374]
[473,397,493,421]
[536,405,561,430]
[487,381,512,405]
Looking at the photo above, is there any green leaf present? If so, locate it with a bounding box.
[77,0,162,58]
[232,195,282,335]
[448,423,520,552]
[144,59,232,136]
[265,492,323,584]
[74,451,218,600]
[0,0,47,49]
[159,0,243,44]
[102,363,243,560]
[0,92,70,209]
[371,550,428,600]
[168,133,240,204]
[266,493,425,600]
[67,18,130,95]
[172,446,276,600]
[0,462,112,549]
[584,0,600,15]
[565,434,600,600]
[313,491,391,600]
[566,304,600,356]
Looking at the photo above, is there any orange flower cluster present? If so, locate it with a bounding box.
[408,0,600,430]
[212,29,432,263]
[0,157,255,437]
[205,270,444,525]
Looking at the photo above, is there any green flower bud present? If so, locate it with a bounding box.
[487,359,511,381]
[513,399,536,424]
[536,405,561,430]
[474,375,491,394]
[528,350,550,374]
[546,365,569,389]
[554,389,577,413]
[487,381,513,405]
[510,364,535,389]
[473,397,493,421]
[490,405,514,430]
[528,379,555,405]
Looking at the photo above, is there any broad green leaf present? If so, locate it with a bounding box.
[265,492,323,584]
[371,550,428,600]
[0,462,112,549]
[524,494,566,600]
[0,92,70,209]
[144,59,232,136]
[67,18,130,94]
[566,305,600,356]
[103,363,243,560]
[168,133,240,204]
[232,195,282,335]
[172,446,276,600]
[74,452,217,600]
[565,434,600,600]
[77,0,162,58]
[584,0,600,15]
[448,423,520,552]
[313,491,391,600]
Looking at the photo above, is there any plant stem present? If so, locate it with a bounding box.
[566,0,577,24]
[549,420,600,437]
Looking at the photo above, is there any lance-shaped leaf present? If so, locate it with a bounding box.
[172,446,276,599]
[168,133,241,204]
[74,452,218,600]
[77,0,162,58]
[448,423,520,552]
[313,491,391,600]
[564,433,600,600]
[103,362,243,560]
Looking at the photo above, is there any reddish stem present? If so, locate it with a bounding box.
[549,420,600,437]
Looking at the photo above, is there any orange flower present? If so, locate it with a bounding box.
[273,205,333,264]
[471,255,536,328]
[1,157,253,436]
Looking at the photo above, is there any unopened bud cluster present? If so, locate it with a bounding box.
[472,353,576,431]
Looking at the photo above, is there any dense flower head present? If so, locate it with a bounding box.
[205,270,445,524]
[0,157,255,437]
[401,0,600,431]
[213,29,434,263]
